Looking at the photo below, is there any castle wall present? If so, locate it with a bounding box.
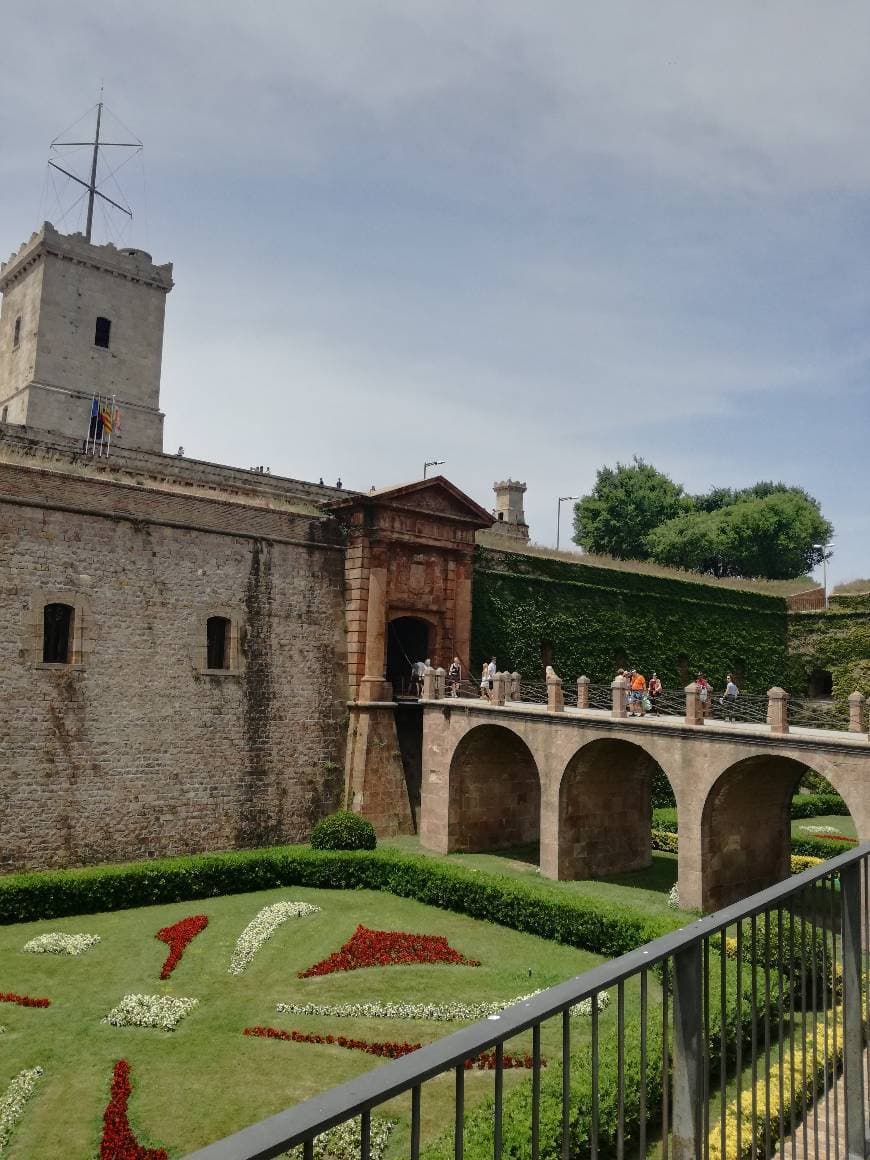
[0,465,348,872]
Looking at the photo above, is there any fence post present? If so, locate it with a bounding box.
[839,860,868,1159]
[510,671,521,701]
[434,667,446,698]
[491,671,506,706]
[684,681,704,726]
[767,687,789,734]
[577,675,590,709]
[847,690,866,733]
[547,669,564,713]
[421,666,437,699]
[611,675,627,718]
[672,942,704,1160]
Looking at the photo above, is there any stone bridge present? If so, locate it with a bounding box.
[418,679,870,911]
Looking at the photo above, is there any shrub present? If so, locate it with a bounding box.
[799,770,836,795]
[651,807,678,833]
[789,794,849,819]
[310,811,377,852]
[652,829,678,854]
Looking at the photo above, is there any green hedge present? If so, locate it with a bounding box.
[651,804,855,862]
[789,794,850,819]
[0,847,676,956]
[473,546,788,693]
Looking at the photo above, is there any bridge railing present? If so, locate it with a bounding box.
[184,843,870,1160]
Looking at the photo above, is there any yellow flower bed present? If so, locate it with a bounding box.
[707,1010,843,1160]
[790,855,823,873]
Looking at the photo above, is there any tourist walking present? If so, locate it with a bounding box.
[696,671,710,717]
[648,672,662,714]
[411,658,426,696]
[629,669,647,716]
[720,673,739,721]
[448,657,462,697]
[480,661,490,700]
[487,656,497,697]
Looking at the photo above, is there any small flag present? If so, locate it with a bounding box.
[100,403,113,435]
[113,406,122,435]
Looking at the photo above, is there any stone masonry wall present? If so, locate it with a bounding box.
[0,494,348,872]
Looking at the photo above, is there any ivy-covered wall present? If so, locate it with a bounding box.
[471,547,789,694]
[786,599,870,708]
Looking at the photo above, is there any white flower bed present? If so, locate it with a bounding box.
[0,1066,43,1154]
[102,993,198,1031]
[22,932,101,956]
[228,901,321,975]
[799,824,838,834]
[284,1117,395,1160]
[278,990,609,1022]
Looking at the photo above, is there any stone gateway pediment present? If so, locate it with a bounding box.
[328,476,494,529]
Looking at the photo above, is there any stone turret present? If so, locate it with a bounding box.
[490,479,529,542]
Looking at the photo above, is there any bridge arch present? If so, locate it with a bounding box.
[446,723,541,853]
[556,737,676,880]
[700,753,860,912]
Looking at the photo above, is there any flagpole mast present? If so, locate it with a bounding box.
[84,102,103,243]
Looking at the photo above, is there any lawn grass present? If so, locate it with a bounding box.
[0,884,629,1158]
[381,836,684,920]
[790,815,857,841]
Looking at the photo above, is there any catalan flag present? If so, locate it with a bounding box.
[100,403,113,435]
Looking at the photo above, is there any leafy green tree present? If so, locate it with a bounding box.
[648,492,832,580]
[572,458,687,559]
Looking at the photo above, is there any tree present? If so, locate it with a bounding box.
[647,492,833,580]
[572,458,687,560]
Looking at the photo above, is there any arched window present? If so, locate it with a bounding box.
[94,316,112,349]
[43,603,73,664]
[206,616,231,670]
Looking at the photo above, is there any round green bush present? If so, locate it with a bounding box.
[310,810,377,851]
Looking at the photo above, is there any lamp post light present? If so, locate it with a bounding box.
[813,544,828,608]
[556,496,579,550]
[423,459,445,479]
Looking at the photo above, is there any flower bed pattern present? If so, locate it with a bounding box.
[103,994,198,1032]
[284,1117,396,1160]
[23,932,101,956]
[156,915,208,979]
[277,990,609,1022]
[229,902,321,975]
[0,991,50,1008]
[100,1059,168,1160]
[298,925,480,978]
[244,1027,537,1068]
[0,1066,43,1154]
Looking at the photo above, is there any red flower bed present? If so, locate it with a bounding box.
[298,925,481,978]
[812,833,857,844]
[0,990,50,1008]
[155,914,208,979]
[243,1027,539,1068]
[100,1060,168,1160]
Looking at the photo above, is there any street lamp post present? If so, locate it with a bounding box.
[813,544,828,608]
[556,496,579,550]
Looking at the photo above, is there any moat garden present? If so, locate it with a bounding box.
[0,796,859,1159]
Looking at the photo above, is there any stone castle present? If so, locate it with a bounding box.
[0,222,533,871]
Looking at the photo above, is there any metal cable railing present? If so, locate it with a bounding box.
[185,844,870,1160]
[788,697,843,733]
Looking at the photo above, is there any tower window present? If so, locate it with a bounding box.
[12,316,21,349]
[94,316,112,349]
[206,616,230,670]
[43,603,74,664]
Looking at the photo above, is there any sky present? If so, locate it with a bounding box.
[2,1,869,585]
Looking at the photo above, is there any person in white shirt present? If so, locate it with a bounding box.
[721,673,739,721]
[486,657,497,696]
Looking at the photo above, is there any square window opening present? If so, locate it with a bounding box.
[43,603,74,664]
[94,316,112,349]
[12,316,21,349]
[206,616,231,670]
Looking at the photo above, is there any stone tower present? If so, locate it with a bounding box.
[0,222,173,452]
[490,479,529,542]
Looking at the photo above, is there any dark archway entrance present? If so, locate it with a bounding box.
[447,725,540,852]
[387,616,431,697]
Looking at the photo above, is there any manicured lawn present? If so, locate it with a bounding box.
[791,815,857,841]
[382,836,684,919]
[0,885,631,1158]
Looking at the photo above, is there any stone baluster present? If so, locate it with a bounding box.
[547,669,564,713]
[435,667,447,699]
[611,675,628,719]
[577,675,590,709]
[491,671,506,706]
[767,687,789,735]
[510,671,521,701]
[685,681,704,726]
[421,666,437,699]
[847,690,865,733]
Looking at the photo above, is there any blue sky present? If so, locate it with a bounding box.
[3,0,868,584]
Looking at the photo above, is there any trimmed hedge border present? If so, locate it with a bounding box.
[0,847,677,957]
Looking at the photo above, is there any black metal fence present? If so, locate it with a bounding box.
[185,845,869,1160]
